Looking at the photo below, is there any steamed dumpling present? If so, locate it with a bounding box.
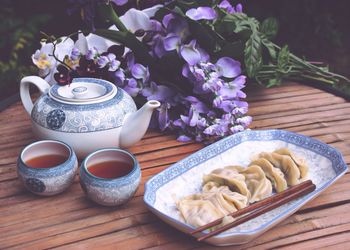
[177,185,248,227]
[202,185,248,210]
[181,192,236,216]
[259,152,301,186]
[203,168,250,197]
[177,199,224,227]
[228,165,272,203]
[202,181,221,192]
[250,158,288,192]
[274,148,308,179]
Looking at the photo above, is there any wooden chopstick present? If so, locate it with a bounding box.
[190,180,313,235]
[197,182,316,242]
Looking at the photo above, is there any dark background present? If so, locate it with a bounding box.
[1,0,350,101]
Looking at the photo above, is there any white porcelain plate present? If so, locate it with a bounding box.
[143,129,348,246]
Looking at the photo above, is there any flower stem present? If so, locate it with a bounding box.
[272,43,350,85]
[94,29,156,67]
[97,3,127,32]
[51,42,72,71]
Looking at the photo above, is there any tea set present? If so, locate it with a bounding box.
[17,76,160,206]
[20,76,160,158]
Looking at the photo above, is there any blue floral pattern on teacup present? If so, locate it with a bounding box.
[26,178,46,193]
[17,140,79,196]
[79,149,141,206]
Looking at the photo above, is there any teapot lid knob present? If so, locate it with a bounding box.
[72,86,88,99]
[49,78,117,104]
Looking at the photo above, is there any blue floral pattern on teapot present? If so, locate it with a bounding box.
[31,78,137,133]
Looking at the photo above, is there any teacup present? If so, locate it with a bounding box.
[17,140,78,196]
[79,148,141,206]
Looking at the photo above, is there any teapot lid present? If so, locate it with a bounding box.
[49,78,117,104]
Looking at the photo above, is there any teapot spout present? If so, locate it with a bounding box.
[119,100,161,148]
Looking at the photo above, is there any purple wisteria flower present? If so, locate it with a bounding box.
[183,96,209,113]
[141,79,177,131]
[144,13,190,59]
[131,63,150,82]
[176,135,192,142]
[54,2,251,143]
[113,65,142,96]
[216,57,241,78]
[158,103,171,131]
[141,82,174,102]
[70,48,80,60]
[111,0,128,6]
[124,78,141,97]
[218,1,243,14]
[163,34,181,52]
[177,38,251,141]
[97,53,121,71]
[186,7,217,21]
[108,50,178,126]
[163,13,190,38]
[180,40,202,65]
[110,52,150,97]
[86,48,98,60]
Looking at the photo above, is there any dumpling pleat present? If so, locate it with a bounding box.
[250,158,288,192]
[274,148,308,180]
[227,165,273,203]
[203,167,250,198]
[259,152,301,186]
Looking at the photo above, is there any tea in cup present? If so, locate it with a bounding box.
[79,148,141,206]
[17,140,78,196]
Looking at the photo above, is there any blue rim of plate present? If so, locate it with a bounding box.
[143,129,348,238]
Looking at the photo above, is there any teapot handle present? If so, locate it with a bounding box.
[20,76,51,115]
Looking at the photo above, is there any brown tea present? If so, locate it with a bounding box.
[26,154,67,169]
[87,161,133,179]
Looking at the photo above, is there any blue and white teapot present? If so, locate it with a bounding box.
[20,76,160,158]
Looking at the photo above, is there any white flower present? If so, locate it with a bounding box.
[32,43,55,71]
[31,5,163,85]
[141,4,163,18]
[75,33,109,54]
[32,37,74,85]
[108,4,163,44]
[120,8,154,33]
[74,33,88,54]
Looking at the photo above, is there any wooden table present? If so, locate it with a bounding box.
[1,82,349,249]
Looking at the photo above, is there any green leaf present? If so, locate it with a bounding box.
[188,21,219,51]
[244,32,262,78]
[267,77,282,87]
[162,0,212,14]
[153,7,170,21]
[319,65,329,72]
[94,29,156,67]
[222,13,260,34]
[260,17,279,40]
[261,35,277,59]
[174,0,200,9]
[233,20,254,33]
[277,45,291,72]
[97,3,127,32]
[172,6,185,16]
